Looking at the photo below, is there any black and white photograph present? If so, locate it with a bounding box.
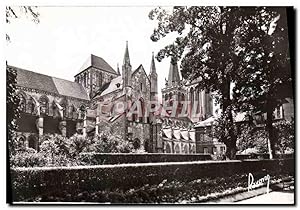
[5,3,295,205]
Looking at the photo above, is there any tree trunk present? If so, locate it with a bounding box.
[225,141,237,160]
[221,81,237,160]
[266,107,276,159]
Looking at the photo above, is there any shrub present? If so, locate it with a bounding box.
[11,131,133,167]
[10,148,46,167]
[66,134,91,156]
[274,119,294,154]
[236,124,268,154]
[236,119,295,155]
[89,131,132,153]
[211,153,226,161]
[12,134,87,167]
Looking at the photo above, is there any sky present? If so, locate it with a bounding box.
[6,6,180,98]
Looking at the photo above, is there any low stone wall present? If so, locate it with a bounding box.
[10,158,294,202]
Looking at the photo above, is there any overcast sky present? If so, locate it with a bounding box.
[6,6,181,98]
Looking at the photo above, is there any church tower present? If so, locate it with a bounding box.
[149,52,158,101]
[162,57,186,115]
[122,41,132,88]
[167,57,181,88]
[149,52,162,153]
[74,54,118,98]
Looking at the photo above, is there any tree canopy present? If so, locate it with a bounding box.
[149,7,252,158]
[149,6,293,159]
[6,6,40,41]
[232,7,293,158]
[233,7,292,113]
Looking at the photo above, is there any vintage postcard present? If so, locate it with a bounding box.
[6,5,295,205]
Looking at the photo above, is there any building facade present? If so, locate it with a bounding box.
[10,65,90,150]
[159,58,216,154]
[10,42,161,153]
[9,42,294,155]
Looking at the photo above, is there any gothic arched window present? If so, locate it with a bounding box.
[169,93,173,106]
[195,88,200,113]
[195,88,199,103]
[68,105,77,119]
[61,102,67,118]
[190,87,194,109]
[79,104,86,119]
[27,97,35,114]
[131,102,137,122]
[39,96,49,115]
[84,72,87,87]
[139,98,145,122]
[99,72,103,87]
[18,135,26,149]
[181,93,185,102]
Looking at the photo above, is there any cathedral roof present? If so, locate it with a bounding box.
[100,76,123,96]
[12,66,89,101]
[52,77,89,100]
[77,54,117,76]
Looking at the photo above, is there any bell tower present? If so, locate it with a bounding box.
[161,57,186,116]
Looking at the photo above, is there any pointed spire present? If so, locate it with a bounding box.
[150,52,156,74]
[123,41,131,66]
[167,57,180,87]
[117,63,120,75]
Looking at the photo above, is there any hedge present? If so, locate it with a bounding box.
[236,153,294,160]
[79,153,212,165]
[10,158,294,202]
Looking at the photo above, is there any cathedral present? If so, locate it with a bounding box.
[8,41,294,155]
[9,42,163,153]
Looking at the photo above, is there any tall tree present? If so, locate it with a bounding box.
[233,7,293,159]
[149,7,255,159]
[7,66,20,156]
[7,6,40,153]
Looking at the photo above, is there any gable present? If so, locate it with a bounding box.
[77,54,117,76]
[132,64,150,83]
